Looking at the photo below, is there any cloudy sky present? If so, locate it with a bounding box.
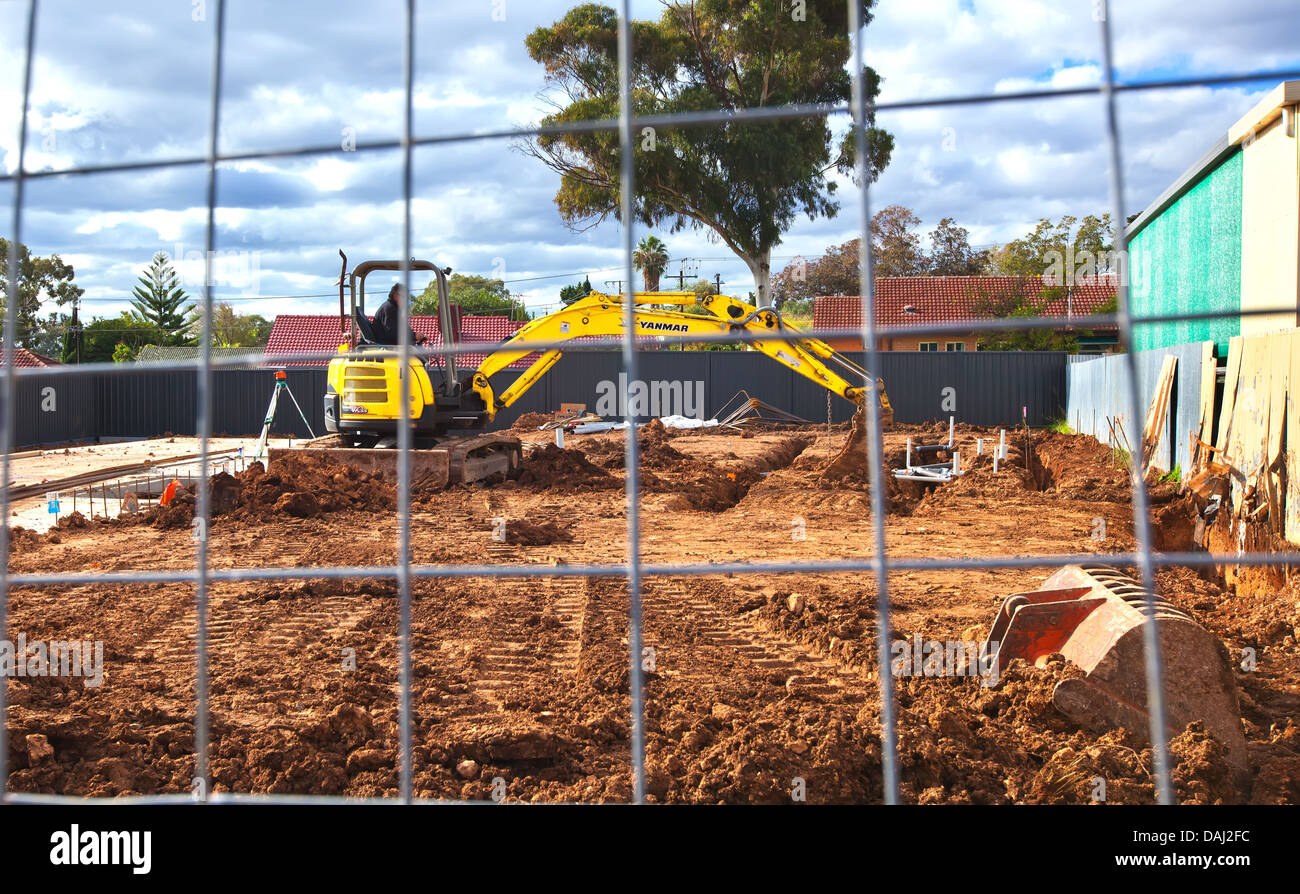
[1,0,1297,329]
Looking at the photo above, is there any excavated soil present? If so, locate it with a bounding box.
[125,455,398,530]
[576,422,813,512]
[511,412,556,432]
[5,425,1298,803]
[1030,429,1132,501]
[517,444,618,491]
[503,519,574,546]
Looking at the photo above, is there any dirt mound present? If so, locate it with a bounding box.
[919,445,1036,505]
[8,526,43,552]
[581,421,691,469]
[511,412,555,432]
[128,455,396,529]
[516,445,618,491]
[582,434,811,511]
[812,422,922,514]
[895,658,1242,803]
[503,518,574,546]
[239,455,394,517]
[820,405,870,482]
[528,434,815,512]
[638,418,680,449]
[56,511,91,530]
[274,491,322,518]
[904,429,1132,511]
[152,492,197,529]
[586,431,689,474]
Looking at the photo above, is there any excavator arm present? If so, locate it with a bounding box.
[468,291,891,424]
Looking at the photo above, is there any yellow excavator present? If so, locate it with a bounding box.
[471,288,892,429]
[275,252,891,487]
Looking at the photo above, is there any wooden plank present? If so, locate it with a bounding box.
[1265,332,1289,532]
[1288,330,1300,545]
[1157,355,1176,468]
[1142,355,1177,475]
[1194,341,1216,473]
[1228,335,1270,507]
[1216,336,1243,456]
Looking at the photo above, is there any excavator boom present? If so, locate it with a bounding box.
[468,290,892,425]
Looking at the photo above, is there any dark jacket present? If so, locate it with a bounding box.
[370,296,419,347]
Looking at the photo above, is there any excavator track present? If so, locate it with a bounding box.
[267,432,522,489]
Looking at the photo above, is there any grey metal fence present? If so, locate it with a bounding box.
[2,0,1299,806]
[1066,342,1211,474]
[9,351,1069,447]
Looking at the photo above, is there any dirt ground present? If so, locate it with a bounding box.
[5,421,1299,803]
[6,436,292,532]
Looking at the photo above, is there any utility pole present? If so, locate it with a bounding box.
[67,297,82,363]
[713,273,724,295]
[671,257,699,292]
[603,279,625,294]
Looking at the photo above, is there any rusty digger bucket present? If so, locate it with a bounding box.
[984,564,1247,772]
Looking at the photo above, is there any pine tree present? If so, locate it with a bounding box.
[560,277,593,305]
[129,252,195,346]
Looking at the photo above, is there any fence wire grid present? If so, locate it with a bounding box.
[2,0,1299,806]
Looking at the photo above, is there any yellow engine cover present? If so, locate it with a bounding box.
[327,349,434,422]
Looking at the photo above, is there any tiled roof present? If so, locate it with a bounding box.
[264,314,529,368]
[136,345,264,365]
[0,347,62,368]
[426,315,532,370]
[812,275,1118,331]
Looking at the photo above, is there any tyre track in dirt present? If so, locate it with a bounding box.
[640,578,865,702]
[415,574,589,727]
[143,585,385,730]
[469,576,588,708]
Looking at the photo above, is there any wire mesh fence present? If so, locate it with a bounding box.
[2,0,1299,806]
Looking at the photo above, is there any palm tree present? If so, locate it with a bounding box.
[632,235,669,293]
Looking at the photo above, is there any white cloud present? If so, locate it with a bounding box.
[1,0,1296,323]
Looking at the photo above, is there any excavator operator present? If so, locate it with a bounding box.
[371,283,428,349]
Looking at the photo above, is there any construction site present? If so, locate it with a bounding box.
[3,3,1300,840]
[4,387,1298,804]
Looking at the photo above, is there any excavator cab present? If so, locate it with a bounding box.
[274,251,521,488]
[323,251,490,446]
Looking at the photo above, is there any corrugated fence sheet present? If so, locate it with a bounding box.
[1213,330,1300,545]
[11,350,1070,448]
[1066,341,1214,474]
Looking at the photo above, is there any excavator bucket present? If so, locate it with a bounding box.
[984,564,1246,772]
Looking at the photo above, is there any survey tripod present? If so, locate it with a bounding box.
[253,369,317,461]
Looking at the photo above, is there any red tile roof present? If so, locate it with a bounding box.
[811,275,1118,331]
[0,347,62,368]
[264,314,529,368]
